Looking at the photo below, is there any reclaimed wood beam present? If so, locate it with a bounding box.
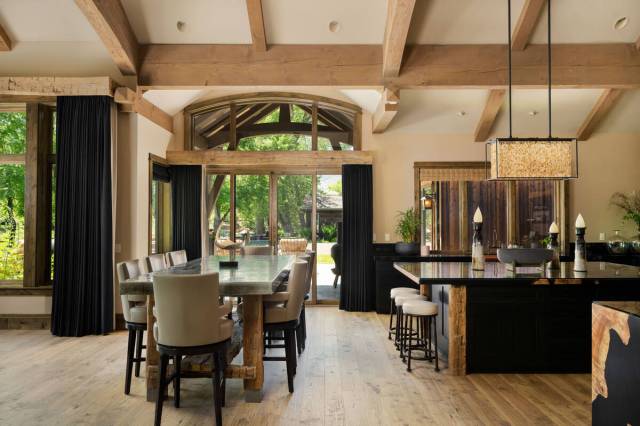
[372,88,400,133]
[246,0,267,52]
[474,89,506,142]
[0,76,114,97]
[138,43,640,89]
[0,22,11,51]
[114,87,173,133]
[576,89,624,141]
[511,0,545,51]
[75,0,139,75]
[382,0,416,78]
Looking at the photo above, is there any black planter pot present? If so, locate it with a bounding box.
[395,242,420,255]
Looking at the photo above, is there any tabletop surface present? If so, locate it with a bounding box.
[394,261,640,285]
[120,255,295,297]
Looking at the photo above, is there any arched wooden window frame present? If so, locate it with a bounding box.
[183,92,362,152]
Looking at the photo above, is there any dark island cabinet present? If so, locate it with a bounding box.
[431,284,450,356]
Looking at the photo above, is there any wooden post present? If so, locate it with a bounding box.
[145,295,159,401]
[242,295,264,402]
[311,174,318,303]
[448,285,467,375]
[311,103,318,151]
[23,103,52,287]
[269,174,278,253]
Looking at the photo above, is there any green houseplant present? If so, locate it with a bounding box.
[610,191,640,253]
[394,207,421,255]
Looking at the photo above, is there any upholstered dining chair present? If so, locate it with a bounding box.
[240,245,273,255]
[166,249,187,266]
[146,253,168,272]
[117,260,147,395]
[153,272,232,426]
[262,260,308,393]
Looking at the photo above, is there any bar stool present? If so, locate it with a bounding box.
[393,293,427,354]
[388,287,419,340]
[401,300,439,372]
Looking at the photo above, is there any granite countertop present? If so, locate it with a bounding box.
[394,261,640,285]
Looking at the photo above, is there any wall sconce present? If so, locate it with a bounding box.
[422,196,433,209]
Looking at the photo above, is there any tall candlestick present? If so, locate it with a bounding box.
[574,214,587,272]
[472,208,484,271]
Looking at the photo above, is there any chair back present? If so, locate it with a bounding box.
[284,260,308,322]
[146,253,167,272]
[117,260,146,317]
[240,245,272,255]
[153,272,227,347]
[167,249,188,266]
[304,251,315,294]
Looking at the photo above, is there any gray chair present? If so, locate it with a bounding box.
[262,260,308,393]
[117,260,147,394]
[240,245,272,255]
[153,272,232,426]
[146,253,168,272]
[166,249,187,266]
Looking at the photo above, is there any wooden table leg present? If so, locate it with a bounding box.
[145,295,160,402]
[242,295,264,402]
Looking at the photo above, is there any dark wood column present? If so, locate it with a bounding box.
[23,103,53,287]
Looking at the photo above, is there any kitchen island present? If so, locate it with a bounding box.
[394,261,640,375]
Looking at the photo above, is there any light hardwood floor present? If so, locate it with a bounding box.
[0,307,590,425]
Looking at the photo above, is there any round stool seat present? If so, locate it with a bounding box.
[403,300,438,316]
[390,287,419,298]
[395,294,427,306]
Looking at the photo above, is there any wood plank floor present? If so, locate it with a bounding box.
[0,307,591,425]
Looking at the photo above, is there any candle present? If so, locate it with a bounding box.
[575,213,586,229]
[473,207,483,223]
[549,222,559,234]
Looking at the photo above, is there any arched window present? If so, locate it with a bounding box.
[184,93,361,151]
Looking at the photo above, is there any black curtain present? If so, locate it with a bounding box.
[171,166,202,260]
[153,163,171,183]
[340,164,374,311]
[51,96,113,336]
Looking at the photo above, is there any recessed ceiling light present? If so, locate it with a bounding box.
[177,21,186,32]
[457,111,466,117]
[614,17,628,30]
[328,21,341,33]
[529,111,538,116]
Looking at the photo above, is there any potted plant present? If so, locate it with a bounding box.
[394,208,420,255]
[611,191,640,253]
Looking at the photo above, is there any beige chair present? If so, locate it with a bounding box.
[146,253,168,272]
[153,272,232,426]
[166,249,187,266]
[262,260,308,393]
[117,260,147,395]
[240,245,272,255]
[278,238,308,254]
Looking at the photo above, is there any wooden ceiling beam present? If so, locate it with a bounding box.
[246,0,267,52]
[75,0,139,75]
[511,0,546,51]
[382,0,416,78]
[0,22,11,51]
[0,76,114,96]
[576,89,624,141]
[474,89,506,142]
[138,43,640,89]
[114,87,173,133]
[372,88,400,133]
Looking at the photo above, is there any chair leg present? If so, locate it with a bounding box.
[296,323,303,356]
[135,329,144,377]
[301,306,307,350]
[154,354,169,426]
[388,299,394,340]
[433,316,439,372]
[174,355,181,408]
[407,315,413,372]
[212,352,223,426]
[125,327,136,395]
[284,330,295,393]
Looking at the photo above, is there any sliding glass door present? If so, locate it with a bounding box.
[316,175,342,302]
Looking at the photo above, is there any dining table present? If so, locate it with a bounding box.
[119,254,295,403]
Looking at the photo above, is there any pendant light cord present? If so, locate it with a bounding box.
[547,0,552,138]
[507,0,512,138]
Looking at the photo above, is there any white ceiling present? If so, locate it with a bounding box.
[409,0,640,44]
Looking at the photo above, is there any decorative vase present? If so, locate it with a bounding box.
[607,230,629,254]
[547,232,560,269]
[574,227,587,272]
[395,242,420,256]
[472,222,485,271]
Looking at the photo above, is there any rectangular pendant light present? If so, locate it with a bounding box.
[485,137,578,180]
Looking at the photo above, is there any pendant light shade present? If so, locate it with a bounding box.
[486,137,578,180]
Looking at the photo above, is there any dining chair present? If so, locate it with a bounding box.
[146,253,168,272]
[166,249,187,266]
[153,272,232,426]
[117,260,147,395]
[262,260,308,393]
[240,245,272,255]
